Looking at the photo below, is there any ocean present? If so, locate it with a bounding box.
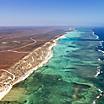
[1,27,104,104]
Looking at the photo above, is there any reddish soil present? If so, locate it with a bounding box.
[0,26,68,70]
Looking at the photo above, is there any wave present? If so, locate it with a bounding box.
[93,29,104,104]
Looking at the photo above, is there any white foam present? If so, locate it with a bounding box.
[94,66,101,78]
[92,31,99,39]
[98,49,104,54]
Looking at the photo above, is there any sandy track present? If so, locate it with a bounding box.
[0,37,37,54]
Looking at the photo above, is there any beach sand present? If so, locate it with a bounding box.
[0,29,68,100]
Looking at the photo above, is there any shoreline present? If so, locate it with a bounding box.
[13,40,56,85]
[0,85,12,101]
[0,33,67,100]
[13,33,66,85]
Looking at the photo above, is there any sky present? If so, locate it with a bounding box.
[0,0,104,26]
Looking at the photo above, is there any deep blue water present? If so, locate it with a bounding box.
[93,27,104,40]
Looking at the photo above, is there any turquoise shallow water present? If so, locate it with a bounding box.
[1,29,104,104]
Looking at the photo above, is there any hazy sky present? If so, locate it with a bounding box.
[0,0,104,26]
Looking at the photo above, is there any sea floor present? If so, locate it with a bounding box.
[1,29,104,104]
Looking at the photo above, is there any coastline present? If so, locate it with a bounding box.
[13,40,56,85]
[13,34,66,85]
[0,33,66,100]
[0,85,12,101]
